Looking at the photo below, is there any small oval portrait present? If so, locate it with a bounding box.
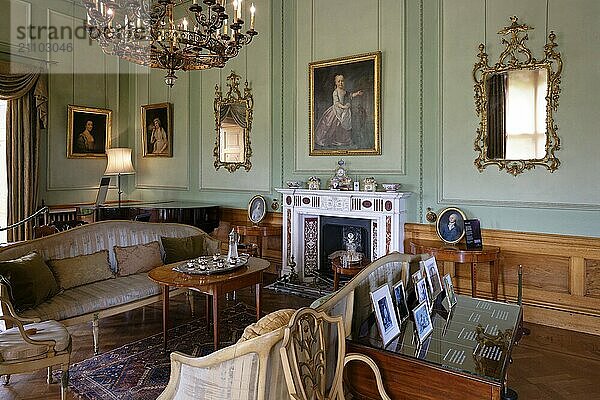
[248,195,267,225]
[435,207,466,244]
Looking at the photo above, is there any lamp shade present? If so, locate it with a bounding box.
[104,148,135,175]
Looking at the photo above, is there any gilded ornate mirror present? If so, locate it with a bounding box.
[473,16,563,176]
[214,71,253,172]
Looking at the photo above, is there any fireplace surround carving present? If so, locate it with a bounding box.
[276,189,411,281]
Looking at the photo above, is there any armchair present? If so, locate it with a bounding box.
[0,294,71,400]
[280,307,391,400]
[157,326,288,400]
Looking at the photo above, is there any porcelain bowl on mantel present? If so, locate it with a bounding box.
[380,183,402,192]
[286,180,303,189]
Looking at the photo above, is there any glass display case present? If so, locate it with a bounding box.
[347,294,522,399]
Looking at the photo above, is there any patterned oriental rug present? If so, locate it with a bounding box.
[63,303,256,400]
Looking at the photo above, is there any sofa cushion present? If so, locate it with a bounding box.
[161,235,206,264]
[238,309,296,343]
[114,241,163,276]
[20,273,163,322]
[48,250,114,290]
[0,252,60,312]
[0,320,70,361]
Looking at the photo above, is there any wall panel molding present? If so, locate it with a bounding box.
[0,0,32,51]
[437,0,600,211]
[292,0,406,175]
[45,6,118,192]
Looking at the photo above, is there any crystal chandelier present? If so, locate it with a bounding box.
[83,0,258,87]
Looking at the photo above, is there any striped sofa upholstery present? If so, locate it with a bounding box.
[0,220,217,353]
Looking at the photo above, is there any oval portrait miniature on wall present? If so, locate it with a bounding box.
[248,195,267,225]
[436,207,466,244]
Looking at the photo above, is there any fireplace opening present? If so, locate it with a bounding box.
[320,216,371,276]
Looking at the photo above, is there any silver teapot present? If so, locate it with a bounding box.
[227,229,240,262]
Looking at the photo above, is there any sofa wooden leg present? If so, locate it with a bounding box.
[60,364,69,400]
[92,315,100,355]
[47,366,54,384]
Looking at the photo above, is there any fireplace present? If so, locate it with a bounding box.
[276,188,411,282]
[320,216,371,275]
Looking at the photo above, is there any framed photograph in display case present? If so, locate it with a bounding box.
[422,257,443,301]
[411,269,423,287]
[392,280,410,323]
[443,273,458,308]
[413,301,434,344]
[369,284,401,346]
[414,277,430,310]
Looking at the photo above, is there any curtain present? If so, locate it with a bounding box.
[219,103,247,128]
[0,63,47,241]
[486,73,506,159]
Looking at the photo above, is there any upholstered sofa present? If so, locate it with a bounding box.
[158,251,427,399]
[0,220,219,353]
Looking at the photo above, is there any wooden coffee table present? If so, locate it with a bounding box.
[148,257,270,350]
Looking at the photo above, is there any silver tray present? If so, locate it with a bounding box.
[173,255,249,275]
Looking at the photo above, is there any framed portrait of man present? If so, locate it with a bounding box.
[436,207,467,244]
[141,102,173,157]
[309,51,381,156]
[67,105,112,158]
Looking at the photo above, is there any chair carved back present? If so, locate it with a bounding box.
[280,308,345,400]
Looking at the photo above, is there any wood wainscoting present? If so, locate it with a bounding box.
[215,208,283,275]
[212,213,599,335]
[405,223,600,336]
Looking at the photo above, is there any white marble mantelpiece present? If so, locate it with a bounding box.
[276,188,412,281]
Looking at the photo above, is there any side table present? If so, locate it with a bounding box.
[405,239,501,299]
[331,256,370,290]
[234,224,282,259]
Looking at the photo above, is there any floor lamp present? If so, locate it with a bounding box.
[104,148,135,208]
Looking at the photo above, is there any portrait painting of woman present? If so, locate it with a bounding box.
[141,103,173,157]
[309,52,381,156]
[67,105,112,158]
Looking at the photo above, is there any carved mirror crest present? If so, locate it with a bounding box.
[473,16,563,176]
[214,71,254,172]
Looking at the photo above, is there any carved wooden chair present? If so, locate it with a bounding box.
[0,293,71,399]
[280,307,391,400]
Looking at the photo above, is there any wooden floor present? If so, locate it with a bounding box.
[1,288,599,400]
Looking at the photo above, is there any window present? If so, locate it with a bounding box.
[505,69,547,159]
[0,100,6,243]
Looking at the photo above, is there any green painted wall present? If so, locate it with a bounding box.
[2,0,599,237]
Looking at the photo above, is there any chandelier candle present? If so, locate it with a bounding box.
[83,0,258,87]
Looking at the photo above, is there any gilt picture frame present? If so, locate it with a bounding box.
[248,195,267,225]
[67,105,111,158]
[309,51,381,156]
[141,102,173,157]
[436,207,467,244]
